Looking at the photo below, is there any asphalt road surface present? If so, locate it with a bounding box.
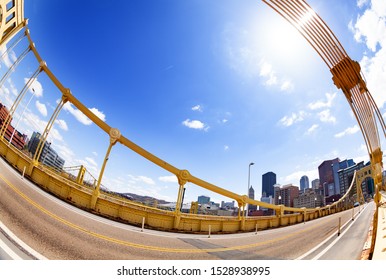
[0,157,374,260]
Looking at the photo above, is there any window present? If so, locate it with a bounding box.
[6,0,15,12]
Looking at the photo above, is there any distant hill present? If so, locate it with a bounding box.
[120,192,170,205]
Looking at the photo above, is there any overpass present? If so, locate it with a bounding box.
[0,0,385,259]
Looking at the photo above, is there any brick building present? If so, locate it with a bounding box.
[0,102,27,150]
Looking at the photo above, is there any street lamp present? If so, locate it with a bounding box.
[246,162,254,217]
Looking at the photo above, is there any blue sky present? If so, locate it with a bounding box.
[1,0,385,204]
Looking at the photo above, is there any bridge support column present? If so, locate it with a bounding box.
[76,165,86,185]
[276,205,284,226]
[174,170,190,229]
[239,196,248,231]
[90,128,121,210]
[32,94,67,165]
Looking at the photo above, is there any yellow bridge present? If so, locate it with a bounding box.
[0,0,385,259]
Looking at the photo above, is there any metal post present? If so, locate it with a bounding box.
[90,128,121,209]
[32,97,66,164]
[246,162,254,217]
[338,217,341,236]
[141,217,145,232]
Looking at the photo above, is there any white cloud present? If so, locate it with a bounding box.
[128,175,155,185]
[318,109,336,123]
[63,102,106,125]
[308,92,337,110]
[85,157,98,167]
[280,80,294,92]
[352,1,386,51]
[260,61,277,86]
[334,125,360,138]
[7,79,18,97]
[259,60,294,92]
[159,175,178,183]
[357,0,369,8]
[306,124,319,135]
[35,100,47,117]
[21,111,46,133]
[101,174,173,202]
[24,78,43,98]
[52,143,75,165]
[351,0,386,108]
[89,107,106,122]
[282,169,319,185]
[182,119,209,131]
[55,119,68,131]
[0,46,16,68]
[279,111,307,127]
[0,81,17,106]
[47,128,63,143]
[192,105,202,112]
[221,24,294,92]
[224,145,229,151]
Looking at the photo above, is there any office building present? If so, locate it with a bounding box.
[262,171,276,198]
[332,159,355,195]
[260,195,274,215]
[197,195,210,205]
[300,175,309,192]
[338,161,370,198]
[248,186,257,211]
[27,131,65,171]
[311,179,320,189]
[318,158,339,197]
[274,184,299,208]
[0,102,27,150]
[294,189,324,208]
[221,201,235,210]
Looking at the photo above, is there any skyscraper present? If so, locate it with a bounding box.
[28,131,65,171]
[318,158,339,197]
[262,172,276,198]
[332,159,355,195]
[311,179,320,189]
[248,186,257,211]
[197,195,210,204]
[300,175,309,192]
[274,184,299,208]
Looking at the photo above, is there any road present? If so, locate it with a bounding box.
[0,157,374,260]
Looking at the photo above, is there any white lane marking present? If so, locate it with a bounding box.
[0,237,22,260]
[0,221,48,260]
[296,204,369,260]
[296,204,368,260]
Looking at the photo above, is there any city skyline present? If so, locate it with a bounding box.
[0,0,385,204]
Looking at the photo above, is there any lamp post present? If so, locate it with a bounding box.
[246,162,254,217]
